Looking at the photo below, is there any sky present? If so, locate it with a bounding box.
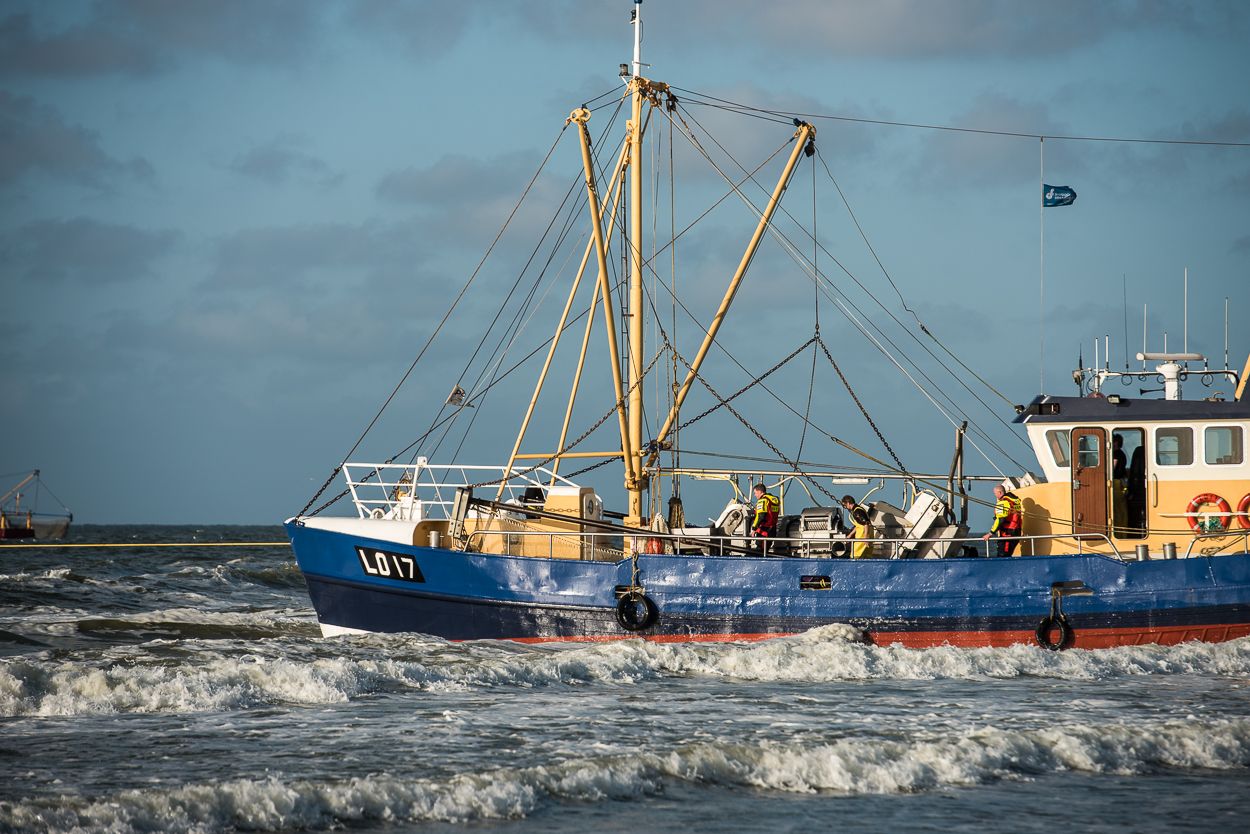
[2,0,1248,525]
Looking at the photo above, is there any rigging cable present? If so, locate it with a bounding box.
[298,122,572,516]
[666,103,1027,472]
[465,350,665,489]
[670,343,842,504]
[788,157,819,500]
[672,86,1250,148]
[412,96,629,467]
[306,303,598,516]
[814,148,1015,409]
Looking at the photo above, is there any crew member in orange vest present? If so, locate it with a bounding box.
[750,483,780,554]
[981,484,1023,556]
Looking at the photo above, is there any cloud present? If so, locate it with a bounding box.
[0,0,323,78]
[0,91,153,188]
[375,151,576,257]
[907,92,1073,189]
[343,1,475,61]
[1050,107,1250,197]
[1,216,177,283]
[376,152,542,208]
[205,220,428,291]
[0,10,160,76]
[227,136,342,188]
[508,0,1239,60]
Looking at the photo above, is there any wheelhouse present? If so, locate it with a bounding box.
[1015,394,1250,555]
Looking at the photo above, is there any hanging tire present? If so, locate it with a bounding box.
[616,590,658,631]
[1035,614,1073,651]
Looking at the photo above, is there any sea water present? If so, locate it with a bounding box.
[1,525,1248,833]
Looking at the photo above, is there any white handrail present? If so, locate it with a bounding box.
[341,461,579,520]
[463,529,1131,560]
[1183,529,1250,559]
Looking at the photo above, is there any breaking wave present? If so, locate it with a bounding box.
[3,718,1247,832]
[4,630,1248,718]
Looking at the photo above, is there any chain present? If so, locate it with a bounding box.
[674,335,818,434]
[672,350,841,504]
[817,337,909,477]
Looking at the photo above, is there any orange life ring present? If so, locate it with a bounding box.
[1186,492,1231,533]
[1237,493,1250,530]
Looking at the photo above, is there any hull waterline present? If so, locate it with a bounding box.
[287,521,1250,649]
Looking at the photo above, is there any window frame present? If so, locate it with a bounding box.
[1154,426,1195,467]
[1045,429,1071,468]
[1203,425,1244,466]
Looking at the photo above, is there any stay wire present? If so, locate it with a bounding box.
[464,349,664,489]
[420,170,589,465]
[790,160,819,499]
[673,86,1250,148]
[670,345,842,504]
[680,101,1030,467]
[306,303,597,516]
[814,148,1016,409]
[439,170,606,465]
[410,97,628,467]
[299,122,571,516]
[628,192,858,477]
[816,337,907,476]
[671,103,1029,469]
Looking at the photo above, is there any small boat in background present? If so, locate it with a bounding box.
[0,470,72,540]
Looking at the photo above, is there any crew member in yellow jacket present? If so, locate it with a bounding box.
[850,506,874,559]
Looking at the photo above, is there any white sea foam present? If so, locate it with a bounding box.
[3,717,1247,832]
[0,567,82,583]
[0,653,380,717]
[643,629,1250,683]
[4,632,1249,717]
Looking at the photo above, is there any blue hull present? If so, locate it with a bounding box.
[286,521,1250,648]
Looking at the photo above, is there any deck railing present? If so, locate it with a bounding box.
[342,459,576,521]
[1184,529,1250,559]
[461,529,1137,562]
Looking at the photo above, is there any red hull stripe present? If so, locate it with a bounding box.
[499,622,1250,649]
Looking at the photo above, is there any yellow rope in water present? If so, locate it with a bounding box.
[0,541,288,549]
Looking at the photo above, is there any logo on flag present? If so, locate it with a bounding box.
[1043,184,1077,207]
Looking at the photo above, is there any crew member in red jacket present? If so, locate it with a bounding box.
[981,484,1023,556]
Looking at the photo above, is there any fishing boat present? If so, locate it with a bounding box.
[286,2,1250,650]
[0,470,72,540]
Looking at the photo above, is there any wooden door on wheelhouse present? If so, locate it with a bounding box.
[1071,427,1108,537]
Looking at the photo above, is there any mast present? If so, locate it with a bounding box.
[0,470,38,507]
[626,0,646,524]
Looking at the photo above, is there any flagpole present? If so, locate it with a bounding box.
[1039,136,1045,395]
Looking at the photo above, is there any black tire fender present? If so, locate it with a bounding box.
[616,590,658,631]
[1035,613,1074,650]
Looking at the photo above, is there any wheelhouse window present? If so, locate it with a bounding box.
[1076,433,1100,468]
[1205,426,1244,465]
[1155,427,1194,466]
[1045,430,1070,467]
[1113,428,1146,540]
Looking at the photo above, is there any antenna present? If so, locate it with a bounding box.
[631,0,643,78]
[1183,266,1188,368]
[1141,304,1147,370]
[1226,297,1230,370]
[1122,275,1129,369]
